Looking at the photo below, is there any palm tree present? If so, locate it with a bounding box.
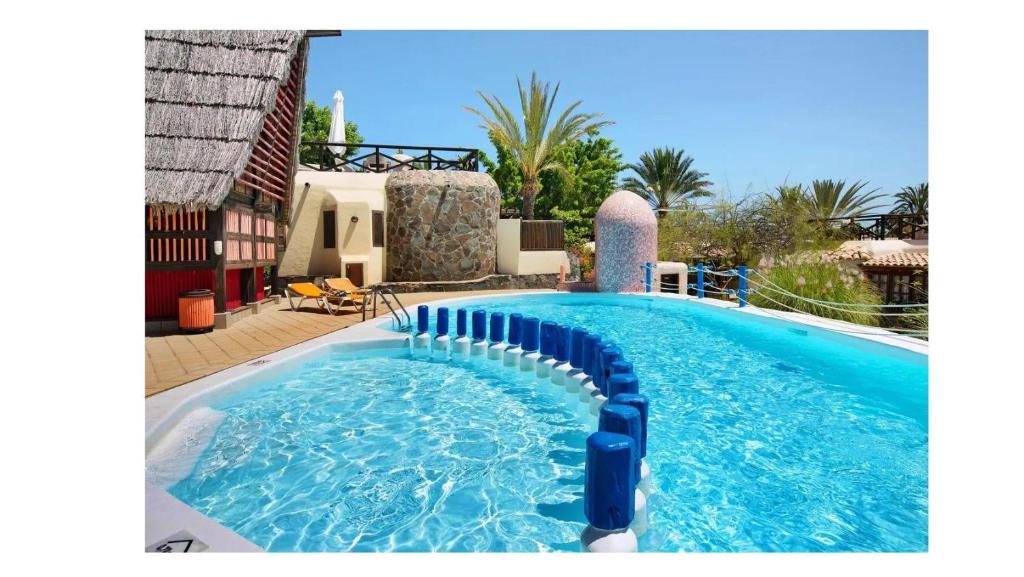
[465,73,612,219]
[769,183,808,211]
[621,147,713,217]
[805,179,885,220]
[890,182,928,238]
[893,182,928,216]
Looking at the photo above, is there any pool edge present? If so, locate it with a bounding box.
[143,288,927,553]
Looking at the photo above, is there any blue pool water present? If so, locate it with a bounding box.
[165,293,928,552]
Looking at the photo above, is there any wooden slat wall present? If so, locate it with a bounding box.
[237,43,303,204]
[145,206,210,265]
[520,220,565,251]
[225,269,243,310]
[145,269,215,320]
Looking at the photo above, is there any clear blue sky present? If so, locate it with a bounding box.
[305,31,927,207]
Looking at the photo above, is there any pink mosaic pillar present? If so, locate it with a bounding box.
[595,190,658,293]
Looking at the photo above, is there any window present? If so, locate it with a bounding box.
[893,274,912,304]
[869,272,889,302]
[255,216,275,262]
[323,210,336,249]
[372,210,385,248]
[225,208,253,263]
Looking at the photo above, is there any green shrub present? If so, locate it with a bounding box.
[898,279,929,338]
[656,196,839,267]
[550,207,594,251]
[748,254,883,326]
[572,244,596,281]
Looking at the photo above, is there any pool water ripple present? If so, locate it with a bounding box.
[165,293,927,552]
[169,353,589,552]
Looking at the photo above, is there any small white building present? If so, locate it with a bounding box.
[278,171,388,286]
[654,261,688,293]
[279,87,569,288]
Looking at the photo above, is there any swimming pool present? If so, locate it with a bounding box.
[148,292,928,552]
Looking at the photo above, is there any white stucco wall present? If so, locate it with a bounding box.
[518,251,571,275]
[496,218,570,275]
[496,219,521,275]
[328,185,387,286]
[279,171,388,285]
[654,261,688,292]
[279,177,329,277]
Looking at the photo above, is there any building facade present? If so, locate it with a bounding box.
[145,30,337,327]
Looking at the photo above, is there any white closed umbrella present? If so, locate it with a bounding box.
[328,89,346,156]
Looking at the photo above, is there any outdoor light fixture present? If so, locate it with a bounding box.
[351,215,359,223]
[214,240,223,256]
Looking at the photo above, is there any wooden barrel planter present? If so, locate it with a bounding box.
[178,289,215,333]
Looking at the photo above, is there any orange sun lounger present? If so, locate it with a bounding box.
[323,278,369,312]
[285,282,346,315]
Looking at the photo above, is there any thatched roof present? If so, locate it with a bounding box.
[145,30,305,208]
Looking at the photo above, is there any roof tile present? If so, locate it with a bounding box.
[861,251,928,269]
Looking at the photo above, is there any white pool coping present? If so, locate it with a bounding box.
[344,289,929,355]
[146,483,263,552]
[144,289,927,552]
[635,290,929,356]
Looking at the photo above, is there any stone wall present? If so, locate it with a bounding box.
[385,171,499,282]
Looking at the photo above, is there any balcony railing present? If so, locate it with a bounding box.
[299,142,479,173]
[814,213,928,241]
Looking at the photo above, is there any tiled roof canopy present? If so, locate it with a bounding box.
[823,243,872,262]
[145,30,305,208]
[861,251,928,269]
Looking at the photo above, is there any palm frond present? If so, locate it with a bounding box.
[465,72,613,218]
[893,182,928,215]
[623,147,713,214]
[807,179,885,219]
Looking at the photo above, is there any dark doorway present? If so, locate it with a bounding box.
[240,267,256,305]
[345,262,364,287]
[323,210,337,249]
[661,273,679,294]
[372,210,385,247]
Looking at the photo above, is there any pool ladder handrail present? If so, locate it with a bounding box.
[362,285,413,331]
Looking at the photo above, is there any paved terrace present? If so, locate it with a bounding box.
[145,289,554,397]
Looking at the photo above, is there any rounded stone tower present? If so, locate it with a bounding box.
[594,190,658,292]
[384,171,499,282]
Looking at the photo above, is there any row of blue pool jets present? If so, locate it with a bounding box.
[412,304,649,546]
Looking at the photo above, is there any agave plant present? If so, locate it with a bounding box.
[893,182,928,216]
[621,147,713,217]
[805,179,885,220]
[464,73,612,220]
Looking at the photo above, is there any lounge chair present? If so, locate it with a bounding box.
[285,282,345,315]
[323,277,370,312]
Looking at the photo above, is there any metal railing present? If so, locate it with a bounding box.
[299,142,480,173]
[362,286,412,331]
[813,213,927,240]
[642,262,928,337]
